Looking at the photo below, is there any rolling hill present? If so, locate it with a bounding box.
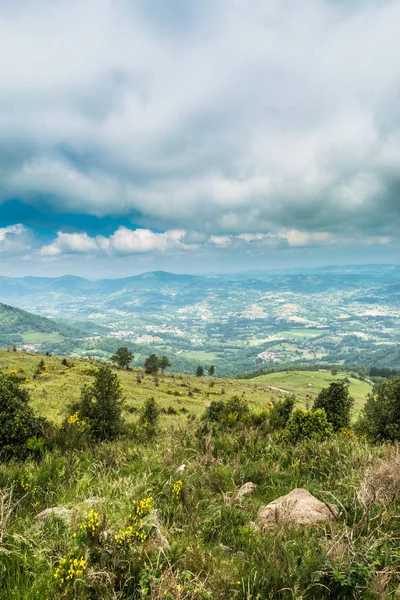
[0,303,100,346]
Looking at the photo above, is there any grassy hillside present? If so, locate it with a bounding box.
[0,351,371,422]
[250,370,372,413]
[0,350,398,599]
[0,303,87,345]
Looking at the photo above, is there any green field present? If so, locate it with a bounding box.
[250,370,371,413]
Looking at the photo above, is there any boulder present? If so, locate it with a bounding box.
[35,507,72,522]
[236,482,256,498]
[257,488,339,529]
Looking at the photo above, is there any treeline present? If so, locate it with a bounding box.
[237,363,400,380]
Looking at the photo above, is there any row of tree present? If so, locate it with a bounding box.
[110,346,216,378]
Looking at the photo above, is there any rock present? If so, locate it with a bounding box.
[236,482,256,498]
[176,464,187,473]
[248,520,260,533]
[257,488,339,529]
[142,509,170,548]
[219,543,232,552]
[84,496,104,506]
[35,507,72,522]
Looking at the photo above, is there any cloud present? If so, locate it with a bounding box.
[0,0,399,254]
[0,224,33,254]
[38,225,393,260]
[39,227,187,256]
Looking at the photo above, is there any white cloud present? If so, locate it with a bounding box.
[0,224,32,254]
[40,227,187,256]
[40,231,99,256]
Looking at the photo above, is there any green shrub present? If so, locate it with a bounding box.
[0,374,46,460]
[201,396,250,427]
[313,381,354,431]
[70,366,124,442]
[285,408,333,442]
[355,376,400,442]
[136,397,160,440]
[269,395,296,430]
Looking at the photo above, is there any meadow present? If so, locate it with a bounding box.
[0,349,398,599]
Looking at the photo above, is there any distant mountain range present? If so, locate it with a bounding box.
[0,265,398,372]
[0,265,399,304]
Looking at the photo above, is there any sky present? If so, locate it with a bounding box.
[0,0,399,278]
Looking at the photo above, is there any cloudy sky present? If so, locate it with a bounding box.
[0,0,399,277]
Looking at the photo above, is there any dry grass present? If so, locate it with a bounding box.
[358,445,400,506]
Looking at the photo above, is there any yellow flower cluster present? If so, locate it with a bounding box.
[114,523,147,548]
[172,480,182,500]
[130,497,153,521]
[68,412,87,431]
[80,509,100,533]
[340,427,356,438]
[10,369,17,376]
[54,553,86,583]
[20,468,39,495]
[166,389,183,396]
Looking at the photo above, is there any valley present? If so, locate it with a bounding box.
[0,265,398,375]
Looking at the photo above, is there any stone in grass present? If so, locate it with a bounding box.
[142,509,170,549]
[257,488,339,529]
[176,464,187,473]
[35,507,73,522]
[84,496,104,506]
[236,482,256,498]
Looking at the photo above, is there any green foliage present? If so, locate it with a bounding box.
[34,358,46,378]
[285,408,334,442]
[70,366,124,442]
[196,365,204,377]
[356,376,400,442]
[144,353,160,374]
[208,364,215,376]
[110,346,134,369]
[269,395,296,430]
[140,397,160,428]
[202,395,250,428]
[0,374,46,460]
[159,355,171,373]
[313,381,354,431]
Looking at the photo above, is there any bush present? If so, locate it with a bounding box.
[269,396,296,430]
[70,366,125,442]
[0,374,46,460]
[313,381,354,431]
[285,408,333,442]
[201,396,250,427]
[137,397,160,440]
[355,377,400,442]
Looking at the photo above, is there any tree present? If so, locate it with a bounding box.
[356,377,400,442]
[196,365,204,377]
[0,374,45,460]
[71,366,124,441]
[111,346,134,369]
[313,381,354,431]
[144,353,160,375]
[159,355,171,375]
[208,365,215,377]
